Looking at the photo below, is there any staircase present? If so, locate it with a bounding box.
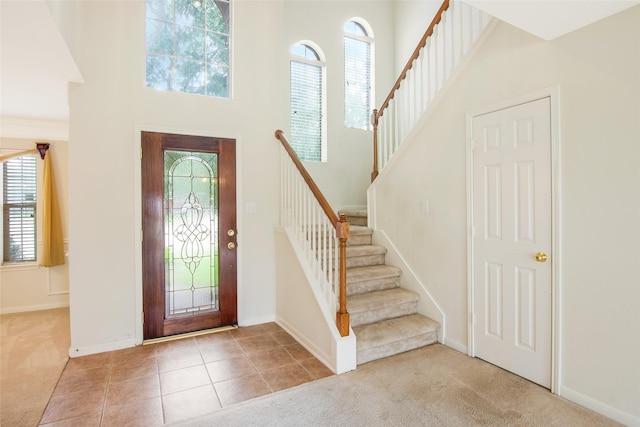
[340,209,440,365]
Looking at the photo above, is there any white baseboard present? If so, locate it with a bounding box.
[560,386,640,426]
[0,302,69,315]
[275,315,334,372]
[238,314,276,327]
[443,337,468,354]
[68,338,137,358]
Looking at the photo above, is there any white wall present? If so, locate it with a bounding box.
[47,0,394,355]
[393,0,442,75]
[0,128,69,313]
[275,228,356,374]
[374,5,640,423]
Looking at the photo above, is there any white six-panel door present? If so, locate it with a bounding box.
[471,97,552,388]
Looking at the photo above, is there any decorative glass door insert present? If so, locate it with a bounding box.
[164,150,218,317]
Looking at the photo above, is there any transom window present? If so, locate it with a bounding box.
[290,43,327,162]
[146,0,231,98]
[344,19,374,131]
[2,156,37,263]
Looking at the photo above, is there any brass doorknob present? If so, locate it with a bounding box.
[228,242,236,250]
[534,252,547,262]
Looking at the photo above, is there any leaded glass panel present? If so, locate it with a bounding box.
[164,150,219,317]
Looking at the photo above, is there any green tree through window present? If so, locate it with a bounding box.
[146,0,230,98]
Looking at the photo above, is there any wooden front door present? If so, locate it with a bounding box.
[471,97,552,388]
[142,131,237,340]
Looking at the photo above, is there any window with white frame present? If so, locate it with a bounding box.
[290,43,326,162]
[344,19,373,130]
[146,0,231,98]
[2,155,37,263]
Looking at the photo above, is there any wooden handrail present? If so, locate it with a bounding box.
[274,130,350,337]
[275,130,339,226]
[375,0,450,122]
[371,0,450,181]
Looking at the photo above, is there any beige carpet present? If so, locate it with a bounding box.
[0,308,70,427]
[173,344,619,427]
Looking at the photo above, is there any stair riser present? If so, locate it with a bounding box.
[345,217,368,226]
[347,276,400,296]
[346,254,385,268]
[309,233,373,249]
[347,234,372,246]
[350,301,417,327]
[357,331,438,365]
[317,253,385,270]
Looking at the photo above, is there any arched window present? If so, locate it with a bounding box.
[344,19,374,130]
[290,43,327,162]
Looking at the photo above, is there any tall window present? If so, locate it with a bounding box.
[290,43,326,162]
[2,156,37,263]
[146,0,231,98]
[344,19,373,130]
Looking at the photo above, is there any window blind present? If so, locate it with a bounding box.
[290,60,323,161]
[2,156,37,263]
[344,35,371,130]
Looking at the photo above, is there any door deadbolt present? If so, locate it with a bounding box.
[227,229,235,237]
[534,252,547,262]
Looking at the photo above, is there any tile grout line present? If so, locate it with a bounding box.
[197,335,225,411]
[98,353,114,427]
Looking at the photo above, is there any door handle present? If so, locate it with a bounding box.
[534,252,547,262]
[228,242,236,250]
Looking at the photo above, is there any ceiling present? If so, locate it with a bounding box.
[0,0,83,122]
[463,0,640,41]
[1,0,638,123]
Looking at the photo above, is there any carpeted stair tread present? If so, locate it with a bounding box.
[349,225,372,234]
[339,209,368,226]
[347,225,373,246]
[347,264,401,282]
[345,244,386,268]
[346,265,402,296]
[339,209,368,218]
[348,288,418,313]
[346,245,386,257]
[348,288,419,326]
[353,314,440,364]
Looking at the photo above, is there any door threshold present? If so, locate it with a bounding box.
[143,324,238,345]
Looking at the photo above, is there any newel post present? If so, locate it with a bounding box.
[336,214,350,337]
[371,109,379,182]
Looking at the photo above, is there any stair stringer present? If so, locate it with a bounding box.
[369,229,446,345]
[274,227,357,374]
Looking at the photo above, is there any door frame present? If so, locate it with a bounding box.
[465,86,561,394]
[133,125,243,345]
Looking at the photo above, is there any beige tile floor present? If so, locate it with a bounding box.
[1,308,333,426]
